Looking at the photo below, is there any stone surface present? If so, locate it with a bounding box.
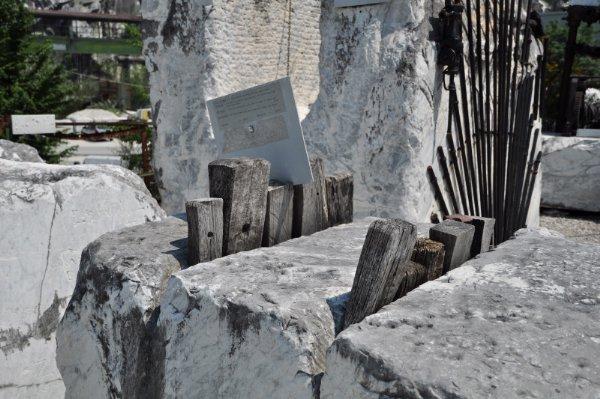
[57,218,389,399]
[142,0,321,214]
[541,135,600,212]
[301,0,448,221]
[56,218,187,399]
[321,228,600,399]
[0,139,44,163]
[157,219,376,399]
[143,0,543,224]
[0,159,165,399]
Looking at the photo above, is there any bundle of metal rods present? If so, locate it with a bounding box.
[429,0,547,244]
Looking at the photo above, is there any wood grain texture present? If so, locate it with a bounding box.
[262,183,294,247]
[292,157,329,237]
[412,238,445,281]
[393,260,428,300]
[209,158,270,255]
[344,219,417,328]
[445,214,496,256]
[186,198,224,265]
[325,172,354,227]
[429,220,475,273]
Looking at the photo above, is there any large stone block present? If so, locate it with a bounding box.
[321,229,600,398]
[0,139,44,163]
[142,0,321,213]
[56,218,387,398]
[301,0,447,221]
[56,218,187,399]
[0,159,165,399]
[541,135,600,212]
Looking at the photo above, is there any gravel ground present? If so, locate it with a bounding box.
[540,209,600,245]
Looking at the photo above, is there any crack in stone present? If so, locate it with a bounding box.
[36,190,59,321]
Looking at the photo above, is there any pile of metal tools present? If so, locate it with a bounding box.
[429,0,547,243]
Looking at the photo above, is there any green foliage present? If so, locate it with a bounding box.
[544,21,600,129]
[0,0,77,163]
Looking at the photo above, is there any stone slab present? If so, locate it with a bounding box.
[0,139,44,163]
[157,219,379,399]
[0,159,165,399]
[541,135,600,212]
[321,228,600,398]
[57,218,187,399]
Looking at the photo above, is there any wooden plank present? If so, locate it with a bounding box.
[292,157,329,237]
[411,238,445,280]
[262,183,294,247]
[325,172,354,226]
[445,214,496,256]
[343,219,417,328]
[429,220,475,273]
[209,158,270,255]
[186,198,223,265]
[393,261,428,300]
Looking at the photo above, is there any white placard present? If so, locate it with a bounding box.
[207,78,313,185]
[334,0,388,7]
[11,115,56,135]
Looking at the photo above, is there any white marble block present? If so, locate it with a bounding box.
[541,135,600,212]
[0,160,165,399]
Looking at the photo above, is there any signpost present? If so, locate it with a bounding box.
[11,115,56,135]
[207,77,313,185]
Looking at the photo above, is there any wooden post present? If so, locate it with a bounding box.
[429,220,475,273]
[411,238,445,281]
[186,198,223,265]
[393,261,428,301]
[445,214,495,257]
[325,172,354,227]
[209,158,270,256]
[343,219,417,328]
[262,183,294,247]
[292,157,329,237]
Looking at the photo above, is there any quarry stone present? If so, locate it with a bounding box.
[321,228,600,399]
[0,139,44,163]
[142,0,321,214]
[0,159,165,399]
[541,135,600,212]
[56,218,187,399]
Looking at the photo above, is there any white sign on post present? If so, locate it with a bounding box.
[334,0,388,7]
[207,77,313,185]
[11,115,56,135]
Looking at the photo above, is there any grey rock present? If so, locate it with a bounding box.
[0,159,165,399]
[56,218,187,399]
[156,219,377,399]
[541,135,600,212]
[0,139,44,163]
[321,228,600,399]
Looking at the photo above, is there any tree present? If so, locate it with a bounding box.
[0,0,76,163]
[543,21,600,130]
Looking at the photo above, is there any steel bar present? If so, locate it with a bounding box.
[437,146,461,214]
[427,166,450,217]
[447,133,470,214]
